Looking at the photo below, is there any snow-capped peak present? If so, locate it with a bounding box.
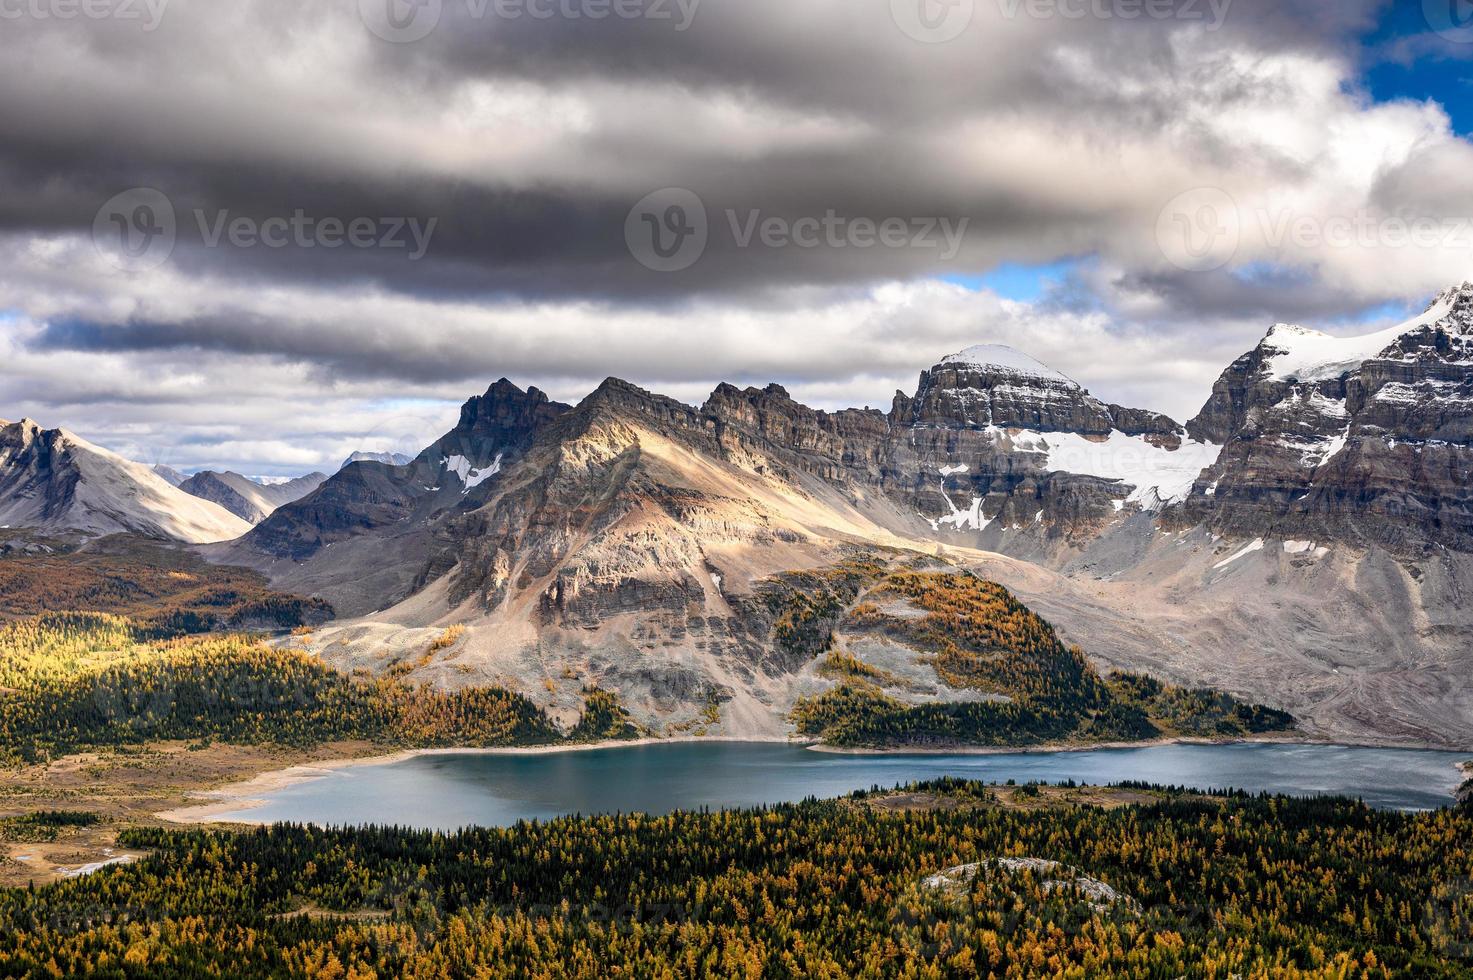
[1260,282,1473,383]
[938,344,1074,384]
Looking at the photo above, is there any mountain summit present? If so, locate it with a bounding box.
[0,419,250,543]
[1184,281,1473,548]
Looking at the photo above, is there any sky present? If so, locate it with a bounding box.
[1,0,1472,477]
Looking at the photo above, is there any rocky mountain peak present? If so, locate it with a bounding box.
[909,344,1114,435]
[177,469,329,524]
[340,451,412,471]
[1427,280,1473,333]
[457,378,564,433]
[443,378,571,463]
[1182,280,1473,548]
[0,418,249,543]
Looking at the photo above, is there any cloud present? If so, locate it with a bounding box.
[0,0,1468,472]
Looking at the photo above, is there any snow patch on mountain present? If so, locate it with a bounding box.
[998,428,1220,508]
[938,493,991,531]
[444,453,503,493]
[1214,538,1264,569]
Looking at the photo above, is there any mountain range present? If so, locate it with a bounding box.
[5,282,1473,747]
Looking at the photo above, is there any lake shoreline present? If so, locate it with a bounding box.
[156,736,799,824]
[155,732,1462,826]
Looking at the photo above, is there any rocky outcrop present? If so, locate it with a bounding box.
[906,345,1116,434]
[702,382,891,485]
[1106,404,1184,449]
[887,346,1212,541]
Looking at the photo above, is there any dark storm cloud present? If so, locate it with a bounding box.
[1,0,1469,474]
[0,0,1405,307]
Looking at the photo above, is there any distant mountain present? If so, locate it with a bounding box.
[177,470,329,524]
[340,451,412,470]
[152,464,187,487]
[0,419,250,543]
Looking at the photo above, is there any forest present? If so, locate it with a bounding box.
[0,612,644,762]
[0,781,1469,977]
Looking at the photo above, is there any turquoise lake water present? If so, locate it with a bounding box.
[215,741,1468,829]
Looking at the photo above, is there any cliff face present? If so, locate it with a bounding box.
[908,348,1116,434]
[887,346,1207,541]
[1182,283,1473,549]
